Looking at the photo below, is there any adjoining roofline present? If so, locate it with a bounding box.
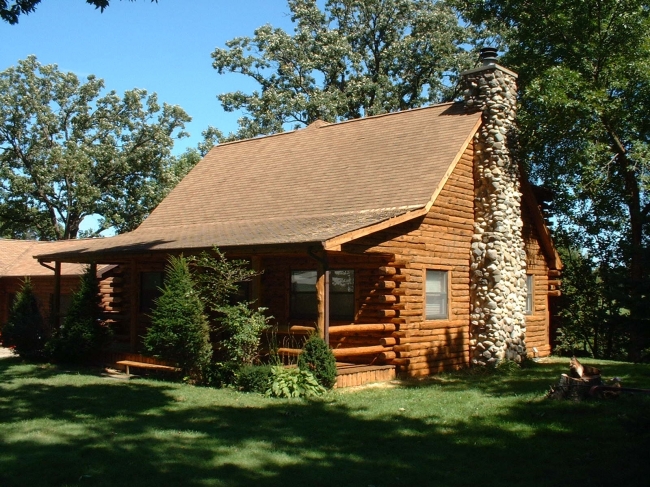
[322,115,482,250]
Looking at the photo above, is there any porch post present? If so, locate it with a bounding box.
[316,261,330,345]
[53,261,61,328]
[129,259,138,352]
[251,256,262,306]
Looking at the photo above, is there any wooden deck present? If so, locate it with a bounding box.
[335,363,396,388]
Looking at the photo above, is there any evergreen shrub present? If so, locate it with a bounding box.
[235,364,273,393]
[143,255,212,382]
[1,279,47,359]
[47,266,112,363]
[298,335,337,389]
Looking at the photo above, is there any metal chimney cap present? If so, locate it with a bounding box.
[479,47,499,66]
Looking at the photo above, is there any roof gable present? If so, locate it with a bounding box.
[140,102,480,233]
[33,103,482,261]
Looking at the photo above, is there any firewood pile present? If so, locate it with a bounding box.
[547,357,621,401]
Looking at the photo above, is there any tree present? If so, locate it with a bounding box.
[210,0,476,141]
[1,0,157,24]
[46,265,112,363]
[144,255,212,381]
[1,278,47,359]
[0,56,191,239]
[455,0,650,358]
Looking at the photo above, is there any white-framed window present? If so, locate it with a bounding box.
[426,270,448,320]
[525,274,534,315]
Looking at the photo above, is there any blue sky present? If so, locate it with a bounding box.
[0,0,297,154]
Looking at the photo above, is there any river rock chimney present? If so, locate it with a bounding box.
[461,49,528,365]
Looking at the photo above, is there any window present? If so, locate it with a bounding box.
[525,274,534,315]
[291,270,317,318]
[290,269,355,320]
[330,270,355,320]
[140,271,164,313]
[426,270,448,320]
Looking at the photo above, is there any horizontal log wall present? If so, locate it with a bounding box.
[522,208,552,357]
[0,275,82,329]
[342,142,477,377]
[99,265,130,346]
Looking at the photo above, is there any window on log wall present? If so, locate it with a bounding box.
[525,274,534,315]
[290,269,354,320]
[426,270,448,320]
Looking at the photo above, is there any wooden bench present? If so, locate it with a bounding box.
[115,360,180,376]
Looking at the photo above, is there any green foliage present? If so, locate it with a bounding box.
[554,244,631,359]
[46,266,112,363]
[210,0,476,141]
[143,255,212,382]
[189,247,258,312]
[455,0,650,359]
[1,279,47,359]
[214,303,272,368]
[495,358,521,375]
[265,365,326,398]
[235,364,273,393]
[0,56,190,239]
[297,335,337,389]
[1,1,158,25]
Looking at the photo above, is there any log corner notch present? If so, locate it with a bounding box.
[548,268,561,297]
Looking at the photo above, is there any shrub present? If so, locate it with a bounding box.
[265,366,325,398]
[47,266,112,363]
[236,364,273,393]
[495,358,522,375]
[298,335,337,389]
[1,279,47,359]
[189,247,259,311]
[215,303,271,369]
[144,255,212,382]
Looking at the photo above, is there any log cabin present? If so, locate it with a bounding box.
[31,52,561,378]
[0,239,116,333]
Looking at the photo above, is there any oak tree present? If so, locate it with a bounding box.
[211,0,476,141]
[456,0,650,358]
[0,0,157,24]
[0,56,191,239]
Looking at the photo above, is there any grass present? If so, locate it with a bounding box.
[1,356,649,487]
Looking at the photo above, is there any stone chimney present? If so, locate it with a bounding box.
[461,48,528,365]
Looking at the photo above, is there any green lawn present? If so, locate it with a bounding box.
[1,357,649,487]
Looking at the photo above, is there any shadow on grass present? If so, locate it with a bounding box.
[1,358,649,487]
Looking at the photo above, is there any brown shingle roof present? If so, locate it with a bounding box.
[35,102,481,262]
[0,239,89,277]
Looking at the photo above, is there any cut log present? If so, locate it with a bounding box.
[332,345,385,357]
[277,347,302,356]
[377,266,397,275]
[547,373,603,401]
[376,281,397,289]
[329,324,396,335]
[378,351,396,360]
